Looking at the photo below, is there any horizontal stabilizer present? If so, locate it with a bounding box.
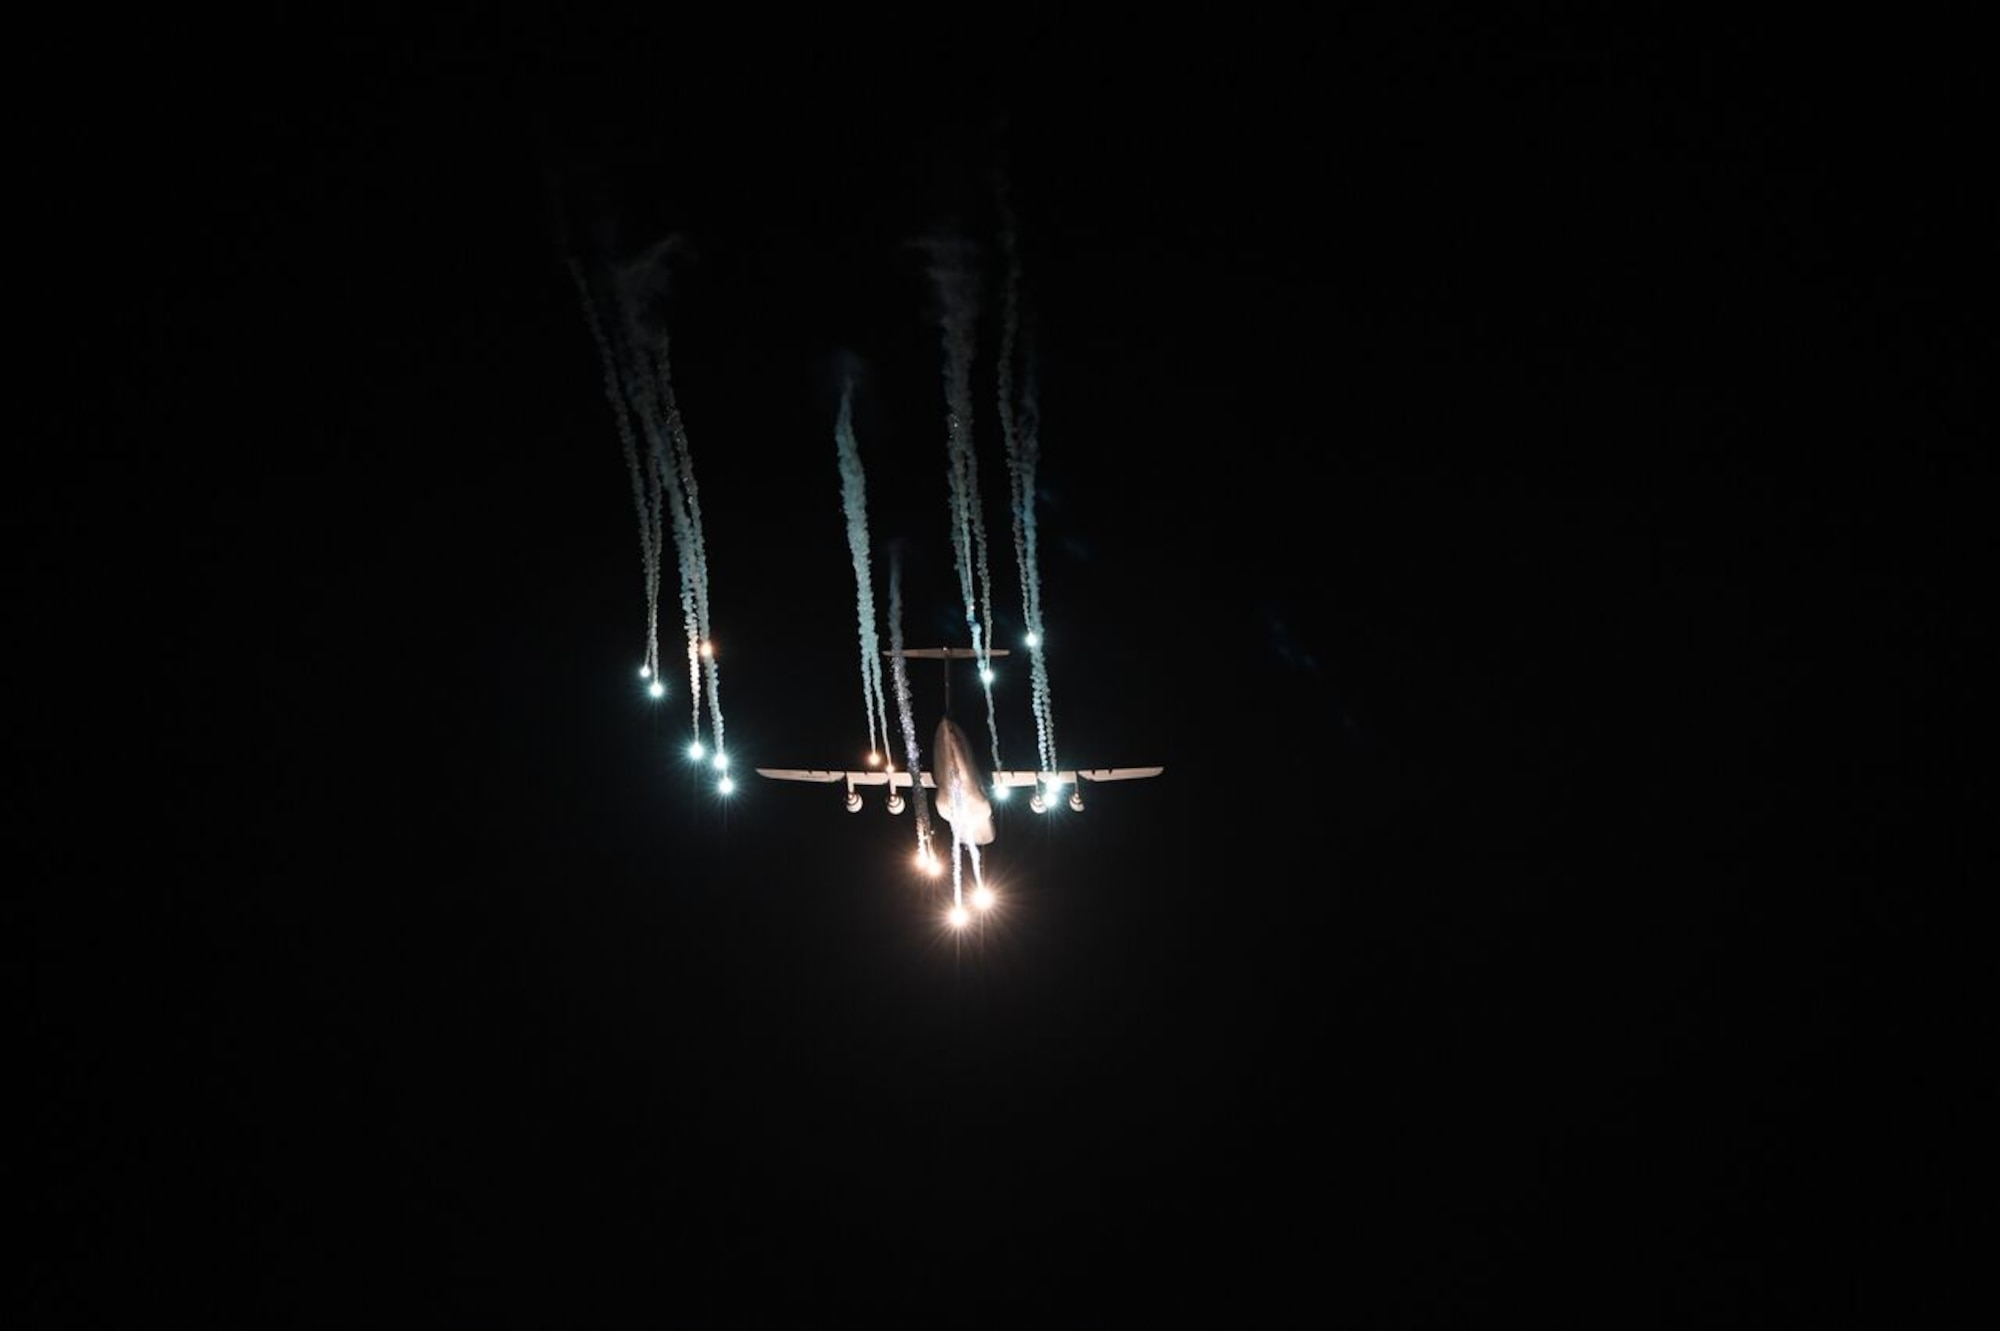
[882,646,1011,659]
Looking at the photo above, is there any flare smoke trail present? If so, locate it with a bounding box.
[629,243,725,760]
[993,180,1060,776]
[613,289,704,740]
[923,239,1003,770]
[664,389,725,761]
[566,258,664,681]
[886,546,935,863]
[833,374,892,760]
[576,236,726,762]
[1015,357,1058,773]
[950,835,983,913]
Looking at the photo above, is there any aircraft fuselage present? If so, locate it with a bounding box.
[931,716,995,845]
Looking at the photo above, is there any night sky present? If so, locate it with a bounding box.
[16,13,1990,1326]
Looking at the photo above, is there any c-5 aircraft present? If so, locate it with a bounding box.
[754,647,1164,846]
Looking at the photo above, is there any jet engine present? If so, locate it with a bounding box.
[886,790,906,815]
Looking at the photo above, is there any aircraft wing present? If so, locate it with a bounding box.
[755,768,937,789]
[990,766,1166,786]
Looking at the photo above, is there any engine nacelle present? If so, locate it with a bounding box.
[1029,793,1047,814]
[886,790,906,815]
[845,790,863,813]
[1068,789,1085,813]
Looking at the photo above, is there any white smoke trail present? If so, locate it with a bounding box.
[886,545,935,864]
[992,184,1060,777]
[605,240,725,761]
[647,332,723,757]
[923,239,1004,770]
[1015,354,1060,774]
[664,395,725,761]
[566,258,663,681]
[615,311,703,741]
[945,831,986,915]
[949,825,965,911]
[833,374,892,759]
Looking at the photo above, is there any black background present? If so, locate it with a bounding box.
[14,10,1991,1325]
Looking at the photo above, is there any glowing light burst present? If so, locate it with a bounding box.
[979,667,996,684]
[700,640,716,660]
[867,751,883,768]
[947,904,971,929]
[687,740,706,761]
[717,776,735,795]
[638,664,652,678]
[916,849,944,876]
[992,784,1012,802]
[711,752,729,772]
[971,885,995,912]
[647,680,666,699]
[1023,632,1040,648]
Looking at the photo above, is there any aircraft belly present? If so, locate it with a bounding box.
[932,715,996,844]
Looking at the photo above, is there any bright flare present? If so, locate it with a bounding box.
[711,752,729,772]
[647,680,666,699]
[947,904,971,929]
[717,776,735,795]
[687,741,706,760]
[980,667,995,684]
[639,664,652,678]
[700,641,715,659]
[971,885,995,911]
[1023,632,1040,648]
